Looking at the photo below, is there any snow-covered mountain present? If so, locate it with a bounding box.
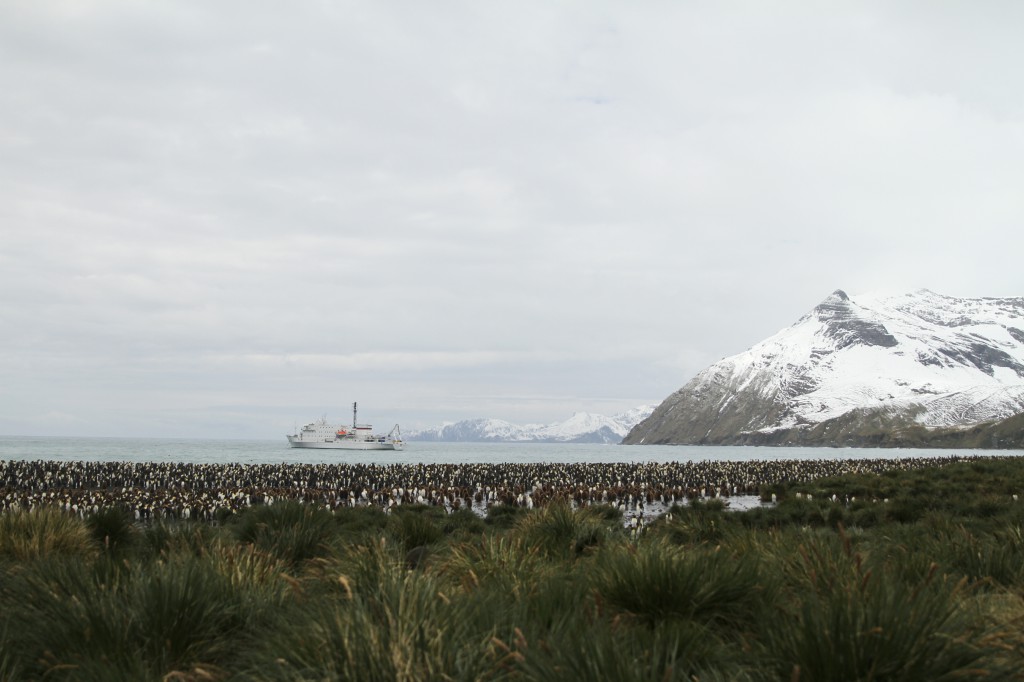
[624,289,1024,447]
[408,407,656,444]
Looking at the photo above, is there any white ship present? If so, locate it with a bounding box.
[287,403,403,450]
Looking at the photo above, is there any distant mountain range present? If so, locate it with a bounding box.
[625,289,1024,448]
[407,406,655,444]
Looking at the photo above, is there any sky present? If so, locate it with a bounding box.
[2,1,1023,439]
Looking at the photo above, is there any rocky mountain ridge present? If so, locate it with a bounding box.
[624,289,1024,447]
[407,406,655,444]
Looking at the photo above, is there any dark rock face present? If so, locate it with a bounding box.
[624,370,785,445]
[814,289,898,350]
[973,342,1024,377]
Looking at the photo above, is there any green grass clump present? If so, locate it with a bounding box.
[86,506,138,555]
[442,507,487,536]
[140,518,221,559]
[897,521,1024,589]
[440,534,547,599]
[0,507,95,561]
[484,502,525,528]
[764,532,1014,681]
[594,540,773,631]
[390,506,445,554]
[504,617,746,682]
[651,499,735,544]
[513,501,617,559]
[252,546,503,682]
[2,551,288,680]
[230,499,338,568]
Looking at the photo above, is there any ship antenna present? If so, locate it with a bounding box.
[353,402,357,429]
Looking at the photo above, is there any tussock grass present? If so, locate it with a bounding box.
[0,622,23,682]
[441,507,487,536]
[252,551,503,682]
[4,457,1024,679]
[484,502,525,528]
[322,535,406,599]
[390,506,445,554]
[1,551,289,680]
[504,618,748,682]
[512,500,618,559]
[650,499,733,544]
[231,499,337,568]
[86,505,138,555]
[0,506,95,561]
[594,540,773,631]
[764,532,1014,681]
[878,520,1024,589]
[440,534,548,597]
[140,518,221,559]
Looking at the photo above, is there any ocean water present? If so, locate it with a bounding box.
[0,435,1017,465]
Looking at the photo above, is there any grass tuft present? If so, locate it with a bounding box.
[86,506,138,554]
[0,507,95,561]
[764,532,1015,681]
[513,501,616,559]
[594,540,773,631]
[230,500,337,568]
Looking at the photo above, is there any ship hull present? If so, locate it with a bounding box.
[286,436,402,450]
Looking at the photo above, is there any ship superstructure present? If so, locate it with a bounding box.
[287,403,403,450]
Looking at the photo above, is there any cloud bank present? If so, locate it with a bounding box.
[1,1,1022,437]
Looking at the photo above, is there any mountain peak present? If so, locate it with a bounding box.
[625,289,1024,446]
[811,288,898,350]
[829,289,850,302]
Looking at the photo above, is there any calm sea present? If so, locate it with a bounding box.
[0,436,1018,465]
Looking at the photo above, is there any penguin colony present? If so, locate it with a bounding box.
[0,455,991,521]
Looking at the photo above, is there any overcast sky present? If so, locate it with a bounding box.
[2,1,1023,439]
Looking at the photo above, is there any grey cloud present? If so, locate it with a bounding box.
[1,1,1022,437]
